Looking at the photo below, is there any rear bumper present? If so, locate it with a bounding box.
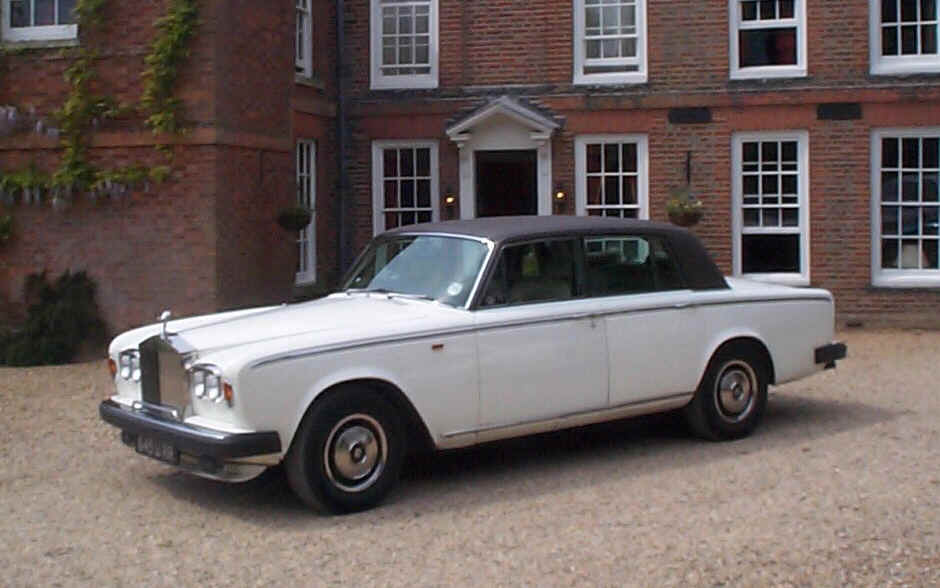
[99,399,281,460]
[814,342,847,368]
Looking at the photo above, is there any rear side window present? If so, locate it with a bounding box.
[584,235,684,295]
[481,239,579,307]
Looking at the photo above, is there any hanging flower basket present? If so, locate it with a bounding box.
[666,185,704,228]
[276,206,313,232]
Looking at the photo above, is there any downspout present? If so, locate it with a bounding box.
[335,0,349,278]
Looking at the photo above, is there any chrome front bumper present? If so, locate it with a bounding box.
[99,399,281,460]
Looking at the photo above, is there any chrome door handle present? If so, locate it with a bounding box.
[673,302,691,309]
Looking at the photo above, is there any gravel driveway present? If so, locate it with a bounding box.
[1,329,937,587]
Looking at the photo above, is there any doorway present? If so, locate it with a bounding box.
[474,150,538,217]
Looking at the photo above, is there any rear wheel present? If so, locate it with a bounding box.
[684,343,768,441]
[285,386,404,514]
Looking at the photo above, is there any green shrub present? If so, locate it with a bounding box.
[0,270,105,366]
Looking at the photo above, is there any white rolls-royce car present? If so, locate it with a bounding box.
[100,216,846,513]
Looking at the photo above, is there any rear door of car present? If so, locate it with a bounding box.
[473,237,609,428]
[583,233,704,406]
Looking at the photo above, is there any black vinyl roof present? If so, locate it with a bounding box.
[385,216,729,291]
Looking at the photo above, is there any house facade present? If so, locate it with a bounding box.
[2,1,939,332]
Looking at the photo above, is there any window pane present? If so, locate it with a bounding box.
[762,175,779,195]
[925,240,939,268]
[35,0,54,26]
[743,208,760,226]
[762,208,780,227]
[416,179,430,207]
[384,149,398,177]
[902,173,919,200]
[586,40,601,59]
[622,176,637,204]
[401,180,415,207]
[923,206,939,234]
[385,212,400,229]
[587,177,602,204]
[587,144,602,173]
[621,143,637,172]
[883,206,900,235]
[759,0,775,19]
[782,208,799,227]
[740,29,798,67]
[59,0,75,24]
[743,175,759,195]
[10,0,29,27]
[604,176,620,204]
[384,180,398,209]
[417,211,431,224]
[743,142,759,162]
[903,138,920,168]
[923,172,938,200]
[902,206,920,233]
[742,234,800,273]
[901,239,920,268]
[761,141,778,163]
[781,174,797,194]
[882,239,900,268]
[604,144,619,172]
[883,138,900,168]
[901,0,918,22]
[883,27,900,55]
[415,148,430,176]
[884,0,899,23]
[400,148,414,176]
[922,24,938,54]
[586,6,600,29]
[924,0,938,19]
[779,0,794,18]
[741,1,758,21]
[401,211,416,226]
[902,25,919,54]
[882,172,900,201]
[924,138,939,168]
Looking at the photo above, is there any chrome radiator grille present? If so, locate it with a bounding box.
[139,335,189,419]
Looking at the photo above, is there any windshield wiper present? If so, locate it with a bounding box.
[345,288,435,302]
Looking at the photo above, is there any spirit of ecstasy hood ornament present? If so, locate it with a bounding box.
[159,310,172,341]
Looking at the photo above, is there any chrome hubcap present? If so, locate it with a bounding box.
[714,361,757,423]
[324,414,387,493]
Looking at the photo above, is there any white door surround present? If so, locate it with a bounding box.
[446,96,560,219]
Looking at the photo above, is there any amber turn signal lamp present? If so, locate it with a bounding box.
[108,358,117,378]
[223,383,234,405]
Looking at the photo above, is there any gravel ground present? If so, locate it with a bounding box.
[0,329,938,587]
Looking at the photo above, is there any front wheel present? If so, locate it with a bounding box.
[285,386,405,514]
[684,344,768,441]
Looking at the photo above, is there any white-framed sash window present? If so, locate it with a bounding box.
[575,135,649,219]
[296,140,317,284]
[729,0,807,79]
[296,0,313,77]
[870,0,940,74]
[372,141,439,235]
[573,0,647,85]
[2,0,77,42]
[732,131,811,285]
[871,128,940,287]
[370,0,438,89]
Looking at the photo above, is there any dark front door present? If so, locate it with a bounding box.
[475,150,537,217]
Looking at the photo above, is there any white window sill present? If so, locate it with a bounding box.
[574,72,647,86]
[2,24,77,44]
[295,73,324,88]
[737,273,810,287]
[370,75,438,90]
[871,272,940,288]
[730,66,807,80]
[870,59,940,76]
[1,36,78,49]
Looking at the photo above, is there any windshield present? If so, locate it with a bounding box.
[342,235,489,307]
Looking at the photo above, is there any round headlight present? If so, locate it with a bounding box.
[192,370,206,398]
[119,354,132,380]
[206,374,221,401]
[131,355,141,382]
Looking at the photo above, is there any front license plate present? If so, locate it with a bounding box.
[135,435,180,465]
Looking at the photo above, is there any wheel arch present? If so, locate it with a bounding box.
[291,377,435,456]
[701,335,776,386]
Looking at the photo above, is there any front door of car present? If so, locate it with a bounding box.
[582,234,705,405]
[473,238,609,428]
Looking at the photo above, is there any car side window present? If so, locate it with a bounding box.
[481,239,578,307]
[584,235,685,296]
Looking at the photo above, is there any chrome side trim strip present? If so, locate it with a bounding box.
[437,392,695,449]
[248,296,832,370]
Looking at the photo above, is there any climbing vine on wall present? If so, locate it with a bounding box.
[0,0,198,207]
